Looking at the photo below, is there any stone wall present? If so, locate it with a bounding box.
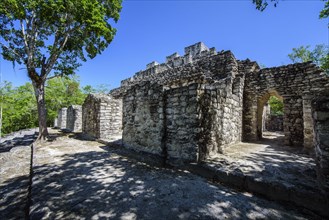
[57,108,67,130]
[123,82,165,156]
[82,94,122,140]
[312,96,329,193]
[265,115,283,131]
[53,118,58,128]
[66,105,82,132]
[242,61,329,148]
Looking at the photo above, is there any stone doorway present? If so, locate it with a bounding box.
[257,91,284,143]
[243,90,310,149]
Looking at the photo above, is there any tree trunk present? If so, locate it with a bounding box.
[32,80,49,141]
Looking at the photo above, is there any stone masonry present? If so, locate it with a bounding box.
[66,105,82,132]
[242,63,328,150]
[57,108,67,130]
[265,115,283,131]
[312,96,329,194]
[110,42,329,165]
[82,94,122,140]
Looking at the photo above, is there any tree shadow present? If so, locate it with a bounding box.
[0,175,30,220]
[205,131,326,217]
[27,142,309,219]
[0,134,36,153]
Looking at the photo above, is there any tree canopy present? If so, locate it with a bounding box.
[0,0,122,139]
[288,45,329,74]
[0,0,122,79]
[253,0,329,20]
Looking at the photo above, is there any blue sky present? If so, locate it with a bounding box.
[1,0,328,89]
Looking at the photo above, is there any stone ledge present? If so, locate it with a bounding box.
[184,162,329,218]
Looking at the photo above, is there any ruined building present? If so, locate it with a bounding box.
[53,42,329,216]
[66,105,82,132]
[82,94,122,140]
[57,108,67,130]
[56,42,328,192]
[110,42,329,165]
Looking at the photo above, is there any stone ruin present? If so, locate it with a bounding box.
[54,42,329,189]
[312,96,329,194]
[57,108,67,130]
[66,105,82,132]
[110,42,329,165]
[82,94,122,140]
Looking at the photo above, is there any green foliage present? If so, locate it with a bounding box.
[288,44,329,74]
[0,0,122,78]
[0,0,122,138]
[252,0,279,11]
[320,1,329,19]
[268,96,283,116]
[1,82,38,135]
[253,0,328,24]
[45,76,87,126]
[0,77,110,136]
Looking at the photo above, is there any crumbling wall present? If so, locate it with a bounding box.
[119,42,245,163]
[53,118,58,128]
[165,84,201,163]
[66,105,82,132]
[123,82,164,156]
[57,108,67,130]
[242,62,329,148]
[283,96,304,146]
[265,115,283,131]
[312,96,329,194]
[82,94,122,140]
[112,42,329,163]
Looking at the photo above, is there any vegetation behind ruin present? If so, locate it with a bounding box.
[0,76,110,136]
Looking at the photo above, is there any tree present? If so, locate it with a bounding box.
[45,76,87,126]
[268,96,283,116]
[0,0,122,140]
[0,77,99,136]
[0,82,38,135]
[253,0,329,21]
[288,44,329,74]
[252,0,279,11]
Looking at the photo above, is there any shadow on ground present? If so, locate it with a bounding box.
[0,131,36,220]
[0,134,36,153]
[27,135,309,220]
[0,175,30,220]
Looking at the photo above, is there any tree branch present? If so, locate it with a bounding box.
[46,74,63,81]
[0,42,24,59]
[43,34,69,80]
[43,14,79,80]
[20,20,31,63]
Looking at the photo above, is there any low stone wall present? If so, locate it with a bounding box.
[82,94,122,140]
[312,96,329,193]
[66,105,82,132]
[57,108,67,130]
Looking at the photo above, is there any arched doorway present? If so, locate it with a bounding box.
[256,90,283,141]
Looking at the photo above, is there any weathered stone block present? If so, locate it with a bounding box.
[82,94,122,140]
[66,105,82,132]
[57,108,67,130]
